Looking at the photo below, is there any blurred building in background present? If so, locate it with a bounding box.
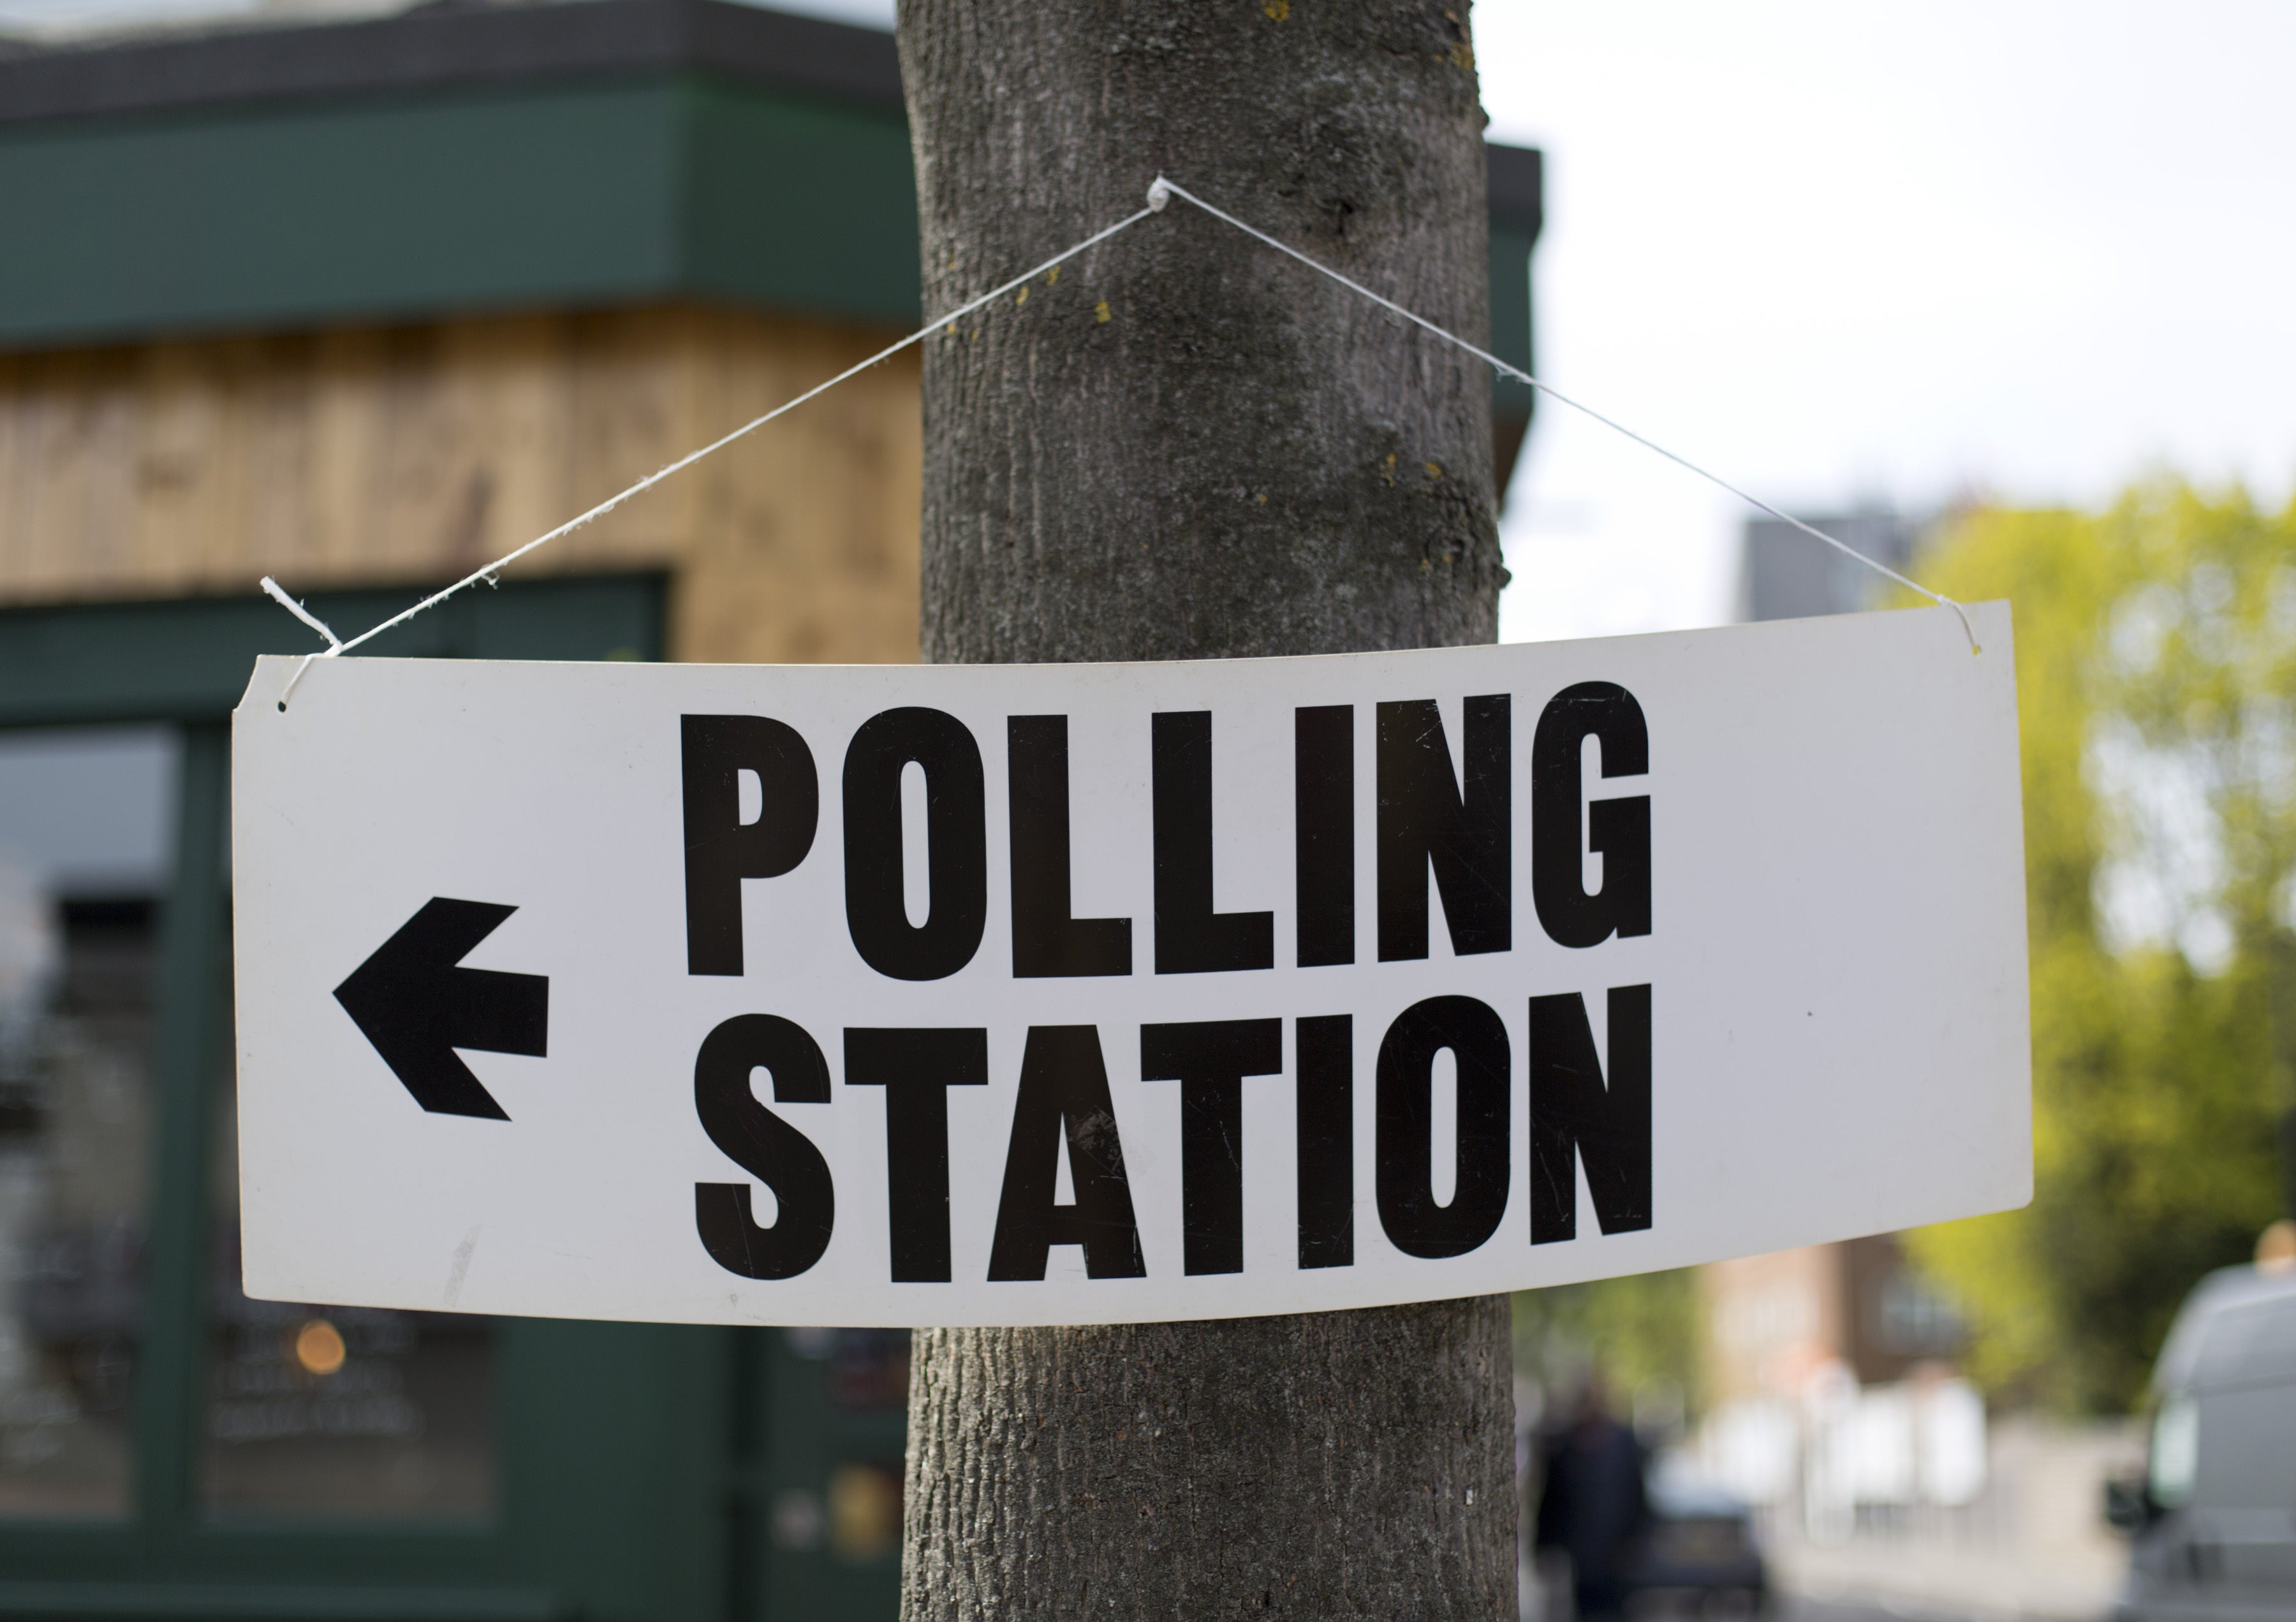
[1697,1235,1983,1530]
[1705,1235,1967,1405]
[0,0,936,667]
[0,4,1543,1617]
[1738,506,1917,623]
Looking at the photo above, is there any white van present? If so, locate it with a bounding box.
[2110,1264,2296,1620]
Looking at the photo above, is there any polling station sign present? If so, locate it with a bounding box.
[230,602,2030,1328]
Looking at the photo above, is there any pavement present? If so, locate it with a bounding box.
[1524,1591,2105,1622]
[1783,1596,2026,1622]
[1525,1536,2123,1622]
[1770,1535,2120,1622]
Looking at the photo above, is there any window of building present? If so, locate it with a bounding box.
[202,1066,499,1521]
[0,728,175,1520]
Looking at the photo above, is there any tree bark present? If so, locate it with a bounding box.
[896,3,1515,1617]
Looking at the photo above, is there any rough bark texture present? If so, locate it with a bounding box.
[897,3,1515,1618]
[902,1302,1518,1620]
[899,0,1505,666]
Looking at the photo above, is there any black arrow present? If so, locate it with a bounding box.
[334,898,548,1121]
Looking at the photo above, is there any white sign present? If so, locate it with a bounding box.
[232,603,2030,1329]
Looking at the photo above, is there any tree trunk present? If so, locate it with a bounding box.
[895,3,1515,1617]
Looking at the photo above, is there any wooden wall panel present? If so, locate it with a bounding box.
[677,315,922,665]
[0,306,922,665]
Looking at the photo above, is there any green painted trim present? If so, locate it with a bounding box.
[740,1331,906,1619]
[0,77,920,349]
[1489,220,1538,427]
[0,1582,568,1621]
[681,79,922,327]
[0,576,667,729]
[136,725,232,1554]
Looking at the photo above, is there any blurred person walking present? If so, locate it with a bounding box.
[1536,1378,1652,1621]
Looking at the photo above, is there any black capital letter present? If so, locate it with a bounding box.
[1008,716,1132,977]
[682,716,816,976]
[1153,712,1274,974]
[1531,682,1651,948]
[843,708,987,980]
[1295,706,1354,967]
[1296,1015,1353,1269]
[844,1028,989,1283]
[1140,1018,1283,1276]
[1374,996,1510,1259]
[693,1014,835,1280]
[1376,697,1511,961]
[986,1027,1146,1281]
[1529,985,1652,1243]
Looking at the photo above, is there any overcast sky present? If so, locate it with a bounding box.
[1477,0,2296,642]
[8,0,2292,645]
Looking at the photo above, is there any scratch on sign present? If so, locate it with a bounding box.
[444,1225,482,1308]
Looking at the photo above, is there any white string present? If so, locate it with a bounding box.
[269,200,1161,708]
[260,577,342,649]
[265,173,1978,702]
[1146,177,1979,655]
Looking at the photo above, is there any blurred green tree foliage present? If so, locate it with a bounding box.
[1904,480,2296,1413]
[1514,1268,1703,1422]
